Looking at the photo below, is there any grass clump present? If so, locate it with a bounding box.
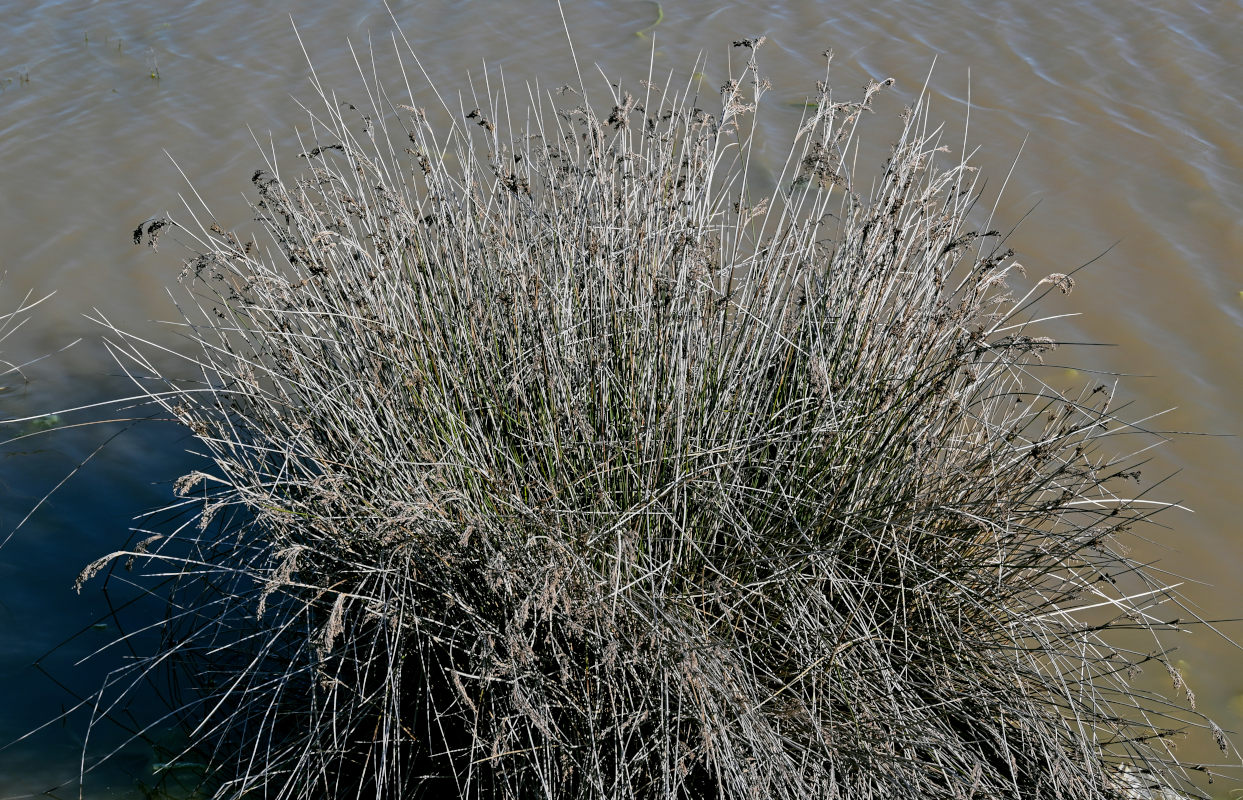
[77,30,1229,800]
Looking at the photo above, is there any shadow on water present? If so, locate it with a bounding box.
[0,377,217,797]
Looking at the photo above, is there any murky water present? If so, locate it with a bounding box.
[2,0,1241,796]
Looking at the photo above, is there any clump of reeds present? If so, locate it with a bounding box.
[80,30,1230,800]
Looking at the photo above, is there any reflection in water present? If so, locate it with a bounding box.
[1,1,1241,796]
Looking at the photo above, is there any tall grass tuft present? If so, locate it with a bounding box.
[78,32,1230,800]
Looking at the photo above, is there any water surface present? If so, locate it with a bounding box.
[2,1,1241,796]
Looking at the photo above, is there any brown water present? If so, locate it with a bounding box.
[1,1,1241,796]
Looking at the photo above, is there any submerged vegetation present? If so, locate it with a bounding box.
[42,26,1233,800]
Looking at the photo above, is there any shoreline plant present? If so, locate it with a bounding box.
[42,24,1233,800]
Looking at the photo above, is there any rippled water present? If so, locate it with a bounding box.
[2,1,1241,796]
